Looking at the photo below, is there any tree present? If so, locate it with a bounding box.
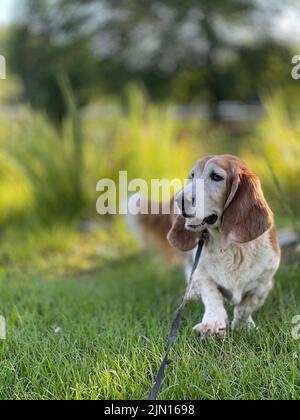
[7,0,300,123]
[7,0,97,126]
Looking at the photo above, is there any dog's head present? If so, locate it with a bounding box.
[167,155,273,251]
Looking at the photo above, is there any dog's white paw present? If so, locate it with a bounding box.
[193,320,227,339]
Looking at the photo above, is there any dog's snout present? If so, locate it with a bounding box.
[175,191,195,218]
[175,191,190,208]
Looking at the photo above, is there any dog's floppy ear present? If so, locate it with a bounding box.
[167,215,199,252]
[221,165,273,245]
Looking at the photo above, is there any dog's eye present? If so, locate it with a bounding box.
[210,172,224,182]
[189,172,195,180]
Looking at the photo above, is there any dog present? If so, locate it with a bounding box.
[132,155,281,338]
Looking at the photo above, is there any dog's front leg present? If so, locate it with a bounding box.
[193,276,228,339]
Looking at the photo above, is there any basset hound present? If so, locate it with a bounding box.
[133,155,281,338]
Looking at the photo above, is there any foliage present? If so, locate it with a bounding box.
[1,84,300,227]
[6,0,300,123]
[6,2,97,126]
[241,93,300,220]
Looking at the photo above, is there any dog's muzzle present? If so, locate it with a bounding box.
[186,214,218,231]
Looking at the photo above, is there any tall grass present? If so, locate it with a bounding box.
[73,85,204,210]
[0,86,203,225]
[4,112,83,222]
[0,85,299,230]
[58,75,85,212]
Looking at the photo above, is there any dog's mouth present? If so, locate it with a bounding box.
[186,214,218,231]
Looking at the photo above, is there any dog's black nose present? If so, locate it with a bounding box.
[204,214,218,225]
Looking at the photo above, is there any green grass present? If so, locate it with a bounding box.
[0,243,299,400]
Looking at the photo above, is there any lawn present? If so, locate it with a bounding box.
[0,226,299,400]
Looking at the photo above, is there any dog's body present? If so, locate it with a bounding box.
[186,226,280,336]
[133,155,281,338]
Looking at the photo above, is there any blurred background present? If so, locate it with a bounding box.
[0,0,300,274]
[1,0,300,401]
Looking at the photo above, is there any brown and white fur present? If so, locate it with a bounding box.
[132,155,281,338]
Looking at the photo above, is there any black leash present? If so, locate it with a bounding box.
[148,238,205,401]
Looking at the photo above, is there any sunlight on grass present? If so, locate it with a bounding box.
[0,256,299,400]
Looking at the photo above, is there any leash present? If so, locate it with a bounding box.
[148,238,205,401]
